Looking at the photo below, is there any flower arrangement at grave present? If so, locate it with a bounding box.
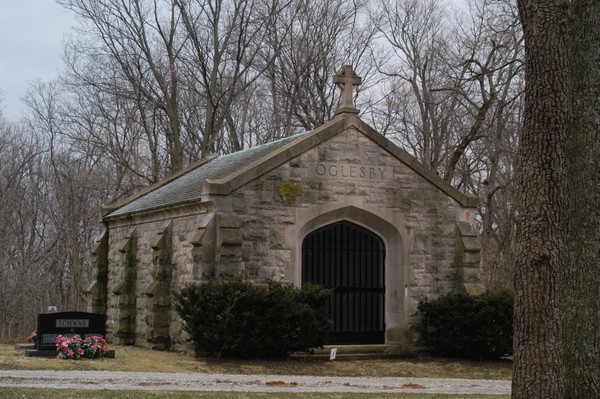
[55,335,110,360]
[27,330,37,344]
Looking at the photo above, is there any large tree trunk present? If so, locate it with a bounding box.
[513,1,570,398]
[564,0,600,397]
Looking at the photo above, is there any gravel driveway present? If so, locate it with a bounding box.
[0,370,510,395]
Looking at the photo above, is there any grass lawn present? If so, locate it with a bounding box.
[0,344,512,380]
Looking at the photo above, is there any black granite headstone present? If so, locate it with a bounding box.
[36,311,107,351]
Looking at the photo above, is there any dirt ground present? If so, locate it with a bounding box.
[0,369,511,395]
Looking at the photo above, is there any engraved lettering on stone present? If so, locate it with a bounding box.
[315,164,326,176]
[330,165,337,176]
[42,334,58,345]
[56,319,90,328]
[310,162,392,182]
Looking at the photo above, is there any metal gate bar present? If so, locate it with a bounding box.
[302,221,385,344]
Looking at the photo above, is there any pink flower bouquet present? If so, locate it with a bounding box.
[55,335,109,360]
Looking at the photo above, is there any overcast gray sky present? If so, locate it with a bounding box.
[0,0,75,120]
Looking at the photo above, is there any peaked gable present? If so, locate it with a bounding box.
[103,114,477,220]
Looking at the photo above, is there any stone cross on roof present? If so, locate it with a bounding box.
[333,65,362,115]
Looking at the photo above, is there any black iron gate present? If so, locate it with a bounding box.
[302,221,385,344]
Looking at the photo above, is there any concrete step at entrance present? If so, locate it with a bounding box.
[294,344,415,360]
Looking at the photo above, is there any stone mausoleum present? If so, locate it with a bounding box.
[90,66,482,352]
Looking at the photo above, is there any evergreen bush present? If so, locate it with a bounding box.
[412,291,513,360]
[174,279,332,358]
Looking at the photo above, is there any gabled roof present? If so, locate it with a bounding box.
[103,114,477,220]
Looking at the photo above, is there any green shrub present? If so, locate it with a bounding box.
[412,291,513,360]
[174,279,332,358]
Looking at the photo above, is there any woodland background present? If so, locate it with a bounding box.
[0,0,523,339]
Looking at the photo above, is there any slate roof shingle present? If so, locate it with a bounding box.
[104,132,306,219]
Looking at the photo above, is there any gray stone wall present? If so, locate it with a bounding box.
[105,205,214,348]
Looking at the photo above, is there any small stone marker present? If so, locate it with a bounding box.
[329,347,337,361]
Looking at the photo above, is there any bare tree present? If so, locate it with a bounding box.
[476,98,521,290]
[441,0,523,184]
[241,0,376,141]
[0,110,51,338]
[564,0,600,396]
[459,0,524,290]
[512,0,570,397]
[174,0,298,155]
[373,0,523,181]
[59,0,186,175]
[61,81,163,200]
[372,0,452,172]
[2,81,111,332]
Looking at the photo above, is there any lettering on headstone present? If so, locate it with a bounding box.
[42,334,58,345]
[310,162,393,182]
[56,319,90,328]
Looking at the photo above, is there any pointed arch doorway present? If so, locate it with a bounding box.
[302,221,385,344]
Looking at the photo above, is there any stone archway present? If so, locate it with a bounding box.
[302,221,385,344]
[289,203,409,346]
